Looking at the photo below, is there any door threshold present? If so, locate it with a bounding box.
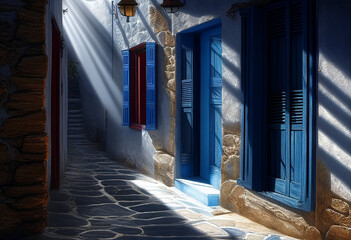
[175,177,219,206]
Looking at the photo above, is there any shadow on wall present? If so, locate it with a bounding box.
[64,0,124,124]
[317,0,351,196]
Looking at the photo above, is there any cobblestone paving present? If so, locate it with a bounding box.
[37,134,298,240]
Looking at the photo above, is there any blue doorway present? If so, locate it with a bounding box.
[176,20,222,206]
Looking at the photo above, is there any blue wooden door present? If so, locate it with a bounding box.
[200,27,222,189]
[265,1,306,200]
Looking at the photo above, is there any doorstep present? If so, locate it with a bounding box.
[175,177,219,206]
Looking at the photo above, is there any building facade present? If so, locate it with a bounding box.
[66,0,351,239]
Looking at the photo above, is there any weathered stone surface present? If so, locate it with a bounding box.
[167,89,176,103]
[0,165,12,185]
[165,71,175,81]
[223,134,240,147]
[154,151,175,187]
[0,42,13,66]
[14,163,46,185]
[17,7,45,24]
[11,193,49,209]
[167,78,176,91]
[326,225,351,240]
[15,55,48,78]
[14,148,48,163]
[164,47,172,57]
[6,92,45,114]
[0,21,14,42]
[22,220,46,235]
[325,209,351,227]
[21,134,48,154]
[223,145,240,156]
[0,80,8,101]
[0,110,46,137]
[0,203,21,233]
[11,76,46,92]
[220,180,237,212]
[20,206,46,222]
[23,0,47,13]
[0,142,9,164]
[170,102,176,117]
[331,198,350,215]
[305,226,322,240]
[149,6,169,34]
[3,183,47,197]
[16,22,45,44]
[226,185,309,238]
[221,155,234,179]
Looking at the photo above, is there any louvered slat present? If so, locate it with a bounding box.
[268,7,286,38]
[291,90,303,124]
[291,2,303,33]
[182,79,192,107]
[268,91,286,124]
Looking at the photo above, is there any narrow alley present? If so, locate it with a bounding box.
[37,125,296,239]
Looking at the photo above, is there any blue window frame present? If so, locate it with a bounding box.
[239,0,316,211]
[122,42,157,130]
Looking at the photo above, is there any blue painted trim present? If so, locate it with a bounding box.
[238,0,316,212]
[180,18,222,34]
[145,42,157,130]
[121,49,130,126]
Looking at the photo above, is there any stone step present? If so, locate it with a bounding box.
[68,118,83,122]
[68,123,84,128]
[175,177,219,206]
[69,109,82,114]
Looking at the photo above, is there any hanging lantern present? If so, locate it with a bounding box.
[161,0,184,14]
[117,0,138,22]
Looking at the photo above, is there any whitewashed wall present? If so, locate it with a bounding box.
[63,0,172,176]
[317,0,351,200]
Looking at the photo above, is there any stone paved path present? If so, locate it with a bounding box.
[37,133,298,240]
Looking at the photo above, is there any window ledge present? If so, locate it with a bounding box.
[130,124,146,131]
[259,191,312,212]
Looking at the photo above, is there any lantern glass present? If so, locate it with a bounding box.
[117,0,138,22]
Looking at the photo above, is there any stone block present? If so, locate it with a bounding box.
[16,22,45,44]
[22,220,46,235]
[326,225,351,240]
[11,76,46,92]
[14,162,46,185]
[165,31,175,47]
[0,142,9,164]
[0,203,21,233]
[219,180,237,211]
[165,71,175,81]
[325,209,351,227]
[154,151,175,187]
[164,47,172,57]
[11,193,49,210]
[223,145,239,156]
[305,226,322,240]
[0,79,8,101]
[15,151,48,163]
[0,165,13,186]
[0,21,14,42]
[15,55,48,78]
[21,206,46,222]
[166,64,176,72]
[331,198,350,215]
[223,134,240,147]
[149,6,169,34]
[221,155,234,179]
[3,183,47,197]
[0,110,46,138]
[167,78,176,92]
[6,92,45,115]
[226,185,309,238]
[21,134,48,154]
[17,7,45,24]
[23,0,48,13]
[167,89,176,103]
[0,42,13,65]
[170,102,176,117]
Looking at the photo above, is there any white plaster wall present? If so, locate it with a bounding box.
[317,0,351,201]
[45,0,68,188]
[63,0,172,176]
[172,0,243,129]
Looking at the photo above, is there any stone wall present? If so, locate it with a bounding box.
[149,6,175,187]
[0,0,49,238]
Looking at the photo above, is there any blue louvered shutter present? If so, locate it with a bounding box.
[180,35,195,177]
[145,43,156,130]
[122,50,130,126]
[265,0,306,200]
